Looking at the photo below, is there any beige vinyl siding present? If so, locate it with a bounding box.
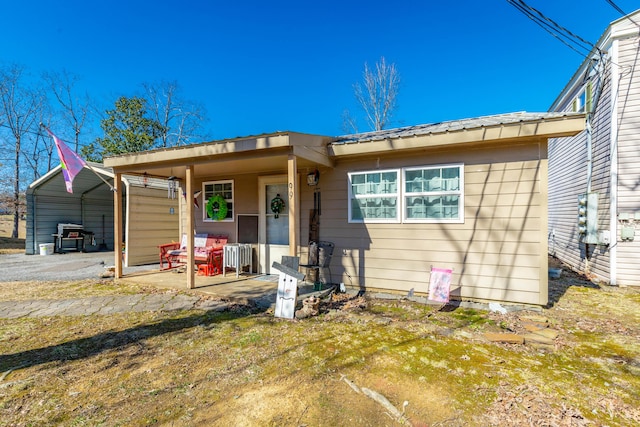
[179,173,260,242]
[613,35,640,286]
[126,186,179,266]
[304,143,548,305]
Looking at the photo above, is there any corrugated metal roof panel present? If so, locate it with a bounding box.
[331,112,580,145]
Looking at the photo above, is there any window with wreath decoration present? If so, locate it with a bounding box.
[203,180,233,221]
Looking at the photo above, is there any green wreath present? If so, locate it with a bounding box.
[271,194,285,218]
[206,194,228,221]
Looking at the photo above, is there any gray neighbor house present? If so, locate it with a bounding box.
[548,9,640,287]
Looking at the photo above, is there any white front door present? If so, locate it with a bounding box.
[259,176,290,274]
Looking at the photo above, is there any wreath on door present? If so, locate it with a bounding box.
[206,194,228,221]
[270,194,285,218]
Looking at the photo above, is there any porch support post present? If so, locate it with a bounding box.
[114,172,123,279]
[186,165,195,289]
[287,154,298,256]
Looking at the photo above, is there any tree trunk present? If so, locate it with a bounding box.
[12,135,20,239]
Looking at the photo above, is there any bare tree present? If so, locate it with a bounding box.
[353,56,400,131]
[23,107,57,182]
[0,64,45,237]
[42,70,92,152]
[141,80,208,147]
[341,109,359,134]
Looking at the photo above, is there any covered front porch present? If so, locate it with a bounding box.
[103,131,334,289]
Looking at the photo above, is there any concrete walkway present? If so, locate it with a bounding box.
[0,252,333,319]
[0,293,230,319]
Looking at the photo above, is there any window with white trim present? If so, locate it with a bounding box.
[348,164,464,223]
[403,164,463,223]
[348,169,399,223]
[202,180,234,222]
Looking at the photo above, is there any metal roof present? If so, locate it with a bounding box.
[331,112,582,145]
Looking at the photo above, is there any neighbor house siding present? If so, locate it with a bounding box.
[613,35,640,286]
[309,142,548,306]
[588,63,613,282]
[548,60,613,282]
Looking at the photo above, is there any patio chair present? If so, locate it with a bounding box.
[281,255,299,271]
[300,241,334,290]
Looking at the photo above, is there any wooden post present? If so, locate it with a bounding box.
[186,165,195,289]
[114,172,123,279]
[287,154,298,257]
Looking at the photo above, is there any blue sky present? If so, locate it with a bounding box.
[1,0,638,142]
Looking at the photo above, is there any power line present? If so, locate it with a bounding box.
[517,0,595,50]
[604,0,640,27]
[506,0,599,59]
[605,0,626,16]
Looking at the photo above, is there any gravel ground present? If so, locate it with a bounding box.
[0,252,157,282]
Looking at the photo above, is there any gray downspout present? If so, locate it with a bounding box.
[609,40,620,286]
[584,53,606,274]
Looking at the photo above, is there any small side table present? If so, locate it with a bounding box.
[223,243,253,278]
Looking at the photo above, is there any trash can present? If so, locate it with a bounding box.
[39,243,54,256]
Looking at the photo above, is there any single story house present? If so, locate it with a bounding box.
[548,9,640,286]
[26,163,177,266]
[104,111,585,306]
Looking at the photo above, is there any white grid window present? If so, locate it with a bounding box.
[403,164,463,223]
[348,169,399,223]
[348,164,464,224]
[202,180,234,222]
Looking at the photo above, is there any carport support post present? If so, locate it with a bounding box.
[288,154,298,256]
[114,172,123,279]
[186,165,195,289]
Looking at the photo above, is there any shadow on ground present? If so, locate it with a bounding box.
[0,307,255,372]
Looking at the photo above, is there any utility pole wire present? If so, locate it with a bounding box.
[605,0,626,16]
[603,0,640,27]
[506,0,599,60]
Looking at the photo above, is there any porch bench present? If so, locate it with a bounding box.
[159,234,228,275]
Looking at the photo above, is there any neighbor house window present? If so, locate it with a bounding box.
[348,169,399,223]
[403,164,463,223]
[202,180,234,222]
[348,164,464,224]
[573,82,592,113]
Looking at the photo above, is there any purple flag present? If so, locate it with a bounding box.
[46,128,86,193]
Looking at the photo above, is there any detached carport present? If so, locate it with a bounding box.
[26,163,115,255]
[103,132,334,289]
[26,163,177,266]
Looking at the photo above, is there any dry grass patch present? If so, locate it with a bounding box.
[0,269,639,425]
[0,215,25,255]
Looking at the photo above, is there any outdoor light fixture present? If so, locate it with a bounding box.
[307,169,320,186]
[167,176,178,199]
[143,172,149,188]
